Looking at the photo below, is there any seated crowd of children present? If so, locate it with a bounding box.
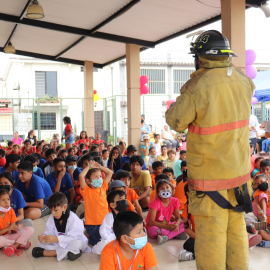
[1,127,270,269]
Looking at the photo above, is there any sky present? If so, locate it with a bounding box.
[0,6,270,77]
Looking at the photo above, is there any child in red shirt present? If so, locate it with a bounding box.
[5,141,14,155]
[9,144,21,156]
[62,116,74,150]
[77,131,90,149]
[21,139,36,156]
[0,149,6,167]
[92,132,104,145]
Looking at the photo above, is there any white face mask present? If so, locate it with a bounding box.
[0,206,11,213]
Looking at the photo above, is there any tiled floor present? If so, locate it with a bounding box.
[1,214,270,270]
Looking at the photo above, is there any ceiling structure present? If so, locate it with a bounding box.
[0,0,267,68]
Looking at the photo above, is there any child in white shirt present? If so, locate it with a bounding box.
[32,192,91,261]
[152,134,162,156]
[148,147,157,174]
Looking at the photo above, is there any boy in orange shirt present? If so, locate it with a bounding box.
[100,211,158,270]
[79,161,113,246]
[151,161,163,189]
[174,168,188,211]
[163,167,176,187]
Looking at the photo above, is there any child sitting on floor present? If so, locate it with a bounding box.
[0,189,34,257]
[251,157,264,179]
[163,167,176,187]
[164,149,176,169]
[92,190,130,255]
[79,161,113,246]
[115,170,143,218]
[100,211,158,270]
[148,147,157,174]
[150,174,170,203]
[32,192,90,261]
[174,168,188,211]
[145,179,185,245]
[151,161,164,189]
[252,173,270,222]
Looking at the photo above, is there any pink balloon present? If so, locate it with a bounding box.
[251,97,258,105]
[140,75,148,85]
[140,84,149,95]
[246,50,256,65]
[246,65,257,79]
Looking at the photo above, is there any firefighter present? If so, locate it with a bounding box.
[166,30,255,270]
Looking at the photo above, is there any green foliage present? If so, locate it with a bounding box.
[35,95,59,103]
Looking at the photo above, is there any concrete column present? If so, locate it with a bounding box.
[221,0,246,70]
[126,44,141,151]
[84,61,95,136]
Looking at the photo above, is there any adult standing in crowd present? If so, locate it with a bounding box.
[11,131,23,146]
[161,124,177,150]
[27,129,37,146]
[249,108,260,153]
[256,121,266,153]
[141,114,151,142]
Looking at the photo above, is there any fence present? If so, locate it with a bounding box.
[0,95,172,144]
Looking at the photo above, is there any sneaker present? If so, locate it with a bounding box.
[249,235,262,248]
[67,250,82,261]
[174,232,188,240]
[178,250,195,262]
[32,247,45,258]
[18,241,31,250]
[157,235,169,245]
[257,240,270,248]
[3,245,23,257]
[251,221,267,230]
[246,224,256,234]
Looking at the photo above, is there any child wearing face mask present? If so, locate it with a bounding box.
[66,155,79,188]
[252,174,270,222]
[92,190,130,255]
[100,211,158,270]
[24,155,45,179]
[79,161,113,246]
[145,179,185,245]
[0,189,34,257]
[32,192,91,261]
[0,172,33,228]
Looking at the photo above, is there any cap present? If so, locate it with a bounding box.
[65,155,77,163]
[143,134,150,140]
[127,145,137,153]
[109,180,126,191]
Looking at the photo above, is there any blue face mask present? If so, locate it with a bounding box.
[33,166,38,173]
[126,234,148,250]
[150,155,157,158]
[91,178,103,188]
[68,165,77,170]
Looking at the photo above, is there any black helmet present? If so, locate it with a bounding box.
[189,30,237,57]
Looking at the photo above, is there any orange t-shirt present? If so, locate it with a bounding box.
[174,180,187,210]
[100,240,158,270]
[182,204,195,233]
[80,179,108,225]
[170,180,176,186]
[126,188,139,203]
[150,189,157,202]
[0,208,17,234]
[253,189,265,199]
[151,173,156,187]
[108,200,135,213]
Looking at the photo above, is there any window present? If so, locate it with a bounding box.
[173,69,194,94]
[140,69,165,94]
[35,71,57,98]
[34,113,56,130]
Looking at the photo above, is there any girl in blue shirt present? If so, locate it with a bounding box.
[0,172,33,227]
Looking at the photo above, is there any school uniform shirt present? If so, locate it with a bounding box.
[38,158,46,168]
[10,188,27,216]
[120,156,147,171]
[34,167,45,178]
[40,211,91,261]
[92,212,115,255]
[8,150,21,155]
[145,197,180,229]
[0,208,17,234]
[15,174,52,204]
[100,240,158,270]
[0,157,6,168]
[73,168,82,181]
[21,146,36,156]
[80,179,109,225]
[126,188,139,203]
[174,180,187,210]
[0,168,19,183]
[46,172,74,195]
[130,171,152,196]
[182,204,195,233]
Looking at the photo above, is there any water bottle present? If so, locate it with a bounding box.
[17,224,25,235]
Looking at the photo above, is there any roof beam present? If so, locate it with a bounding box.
[3,0,32,49]
[55,0,141,59]
[0,12,155,48]
[0,47,103,68]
